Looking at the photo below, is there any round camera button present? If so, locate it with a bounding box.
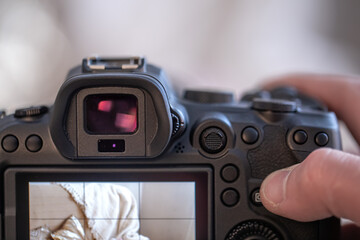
[315,132,329,146]
[221,188,240,207]
[2,135,19,152]
[26,135,43,152]
[241,127,259,144]
[221,164,239,183]
[293,130,308,145]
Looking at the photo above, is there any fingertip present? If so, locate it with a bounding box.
[260,164,298,214]
[261,73,311,90]
[260,170,286,210]
[260,149,335,221]
[260,74,293,90]
[261,148,360,223]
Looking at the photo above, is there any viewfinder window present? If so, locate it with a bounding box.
[85,94,138,134]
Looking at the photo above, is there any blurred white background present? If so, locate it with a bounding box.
[0,0,359,151]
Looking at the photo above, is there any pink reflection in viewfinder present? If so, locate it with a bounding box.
[115,107,137,132]
[98,100,113,112]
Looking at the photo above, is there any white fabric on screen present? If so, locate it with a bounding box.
[59,183,149,240]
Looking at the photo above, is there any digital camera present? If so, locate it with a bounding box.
[0,57,341,240]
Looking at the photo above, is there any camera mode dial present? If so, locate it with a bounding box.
[184,90,234,104]
[226,220,282,240]
[14,106,48,118]
[252,98,297,113]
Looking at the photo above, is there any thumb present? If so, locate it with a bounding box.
[260,148,360,224]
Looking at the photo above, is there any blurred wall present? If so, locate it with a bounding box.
[0,0,359,150]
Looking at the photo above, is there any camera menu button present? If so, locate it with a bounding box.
[2,135,19,152]
[26,135,43,152]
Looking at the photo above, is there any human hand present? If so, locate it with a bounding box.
[259,74,360,240]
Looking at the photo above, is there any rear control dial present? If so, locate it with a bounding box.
[226,220,282,240]
[200,127,227,154]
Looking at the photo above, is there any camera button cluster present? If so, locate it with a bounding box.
[291,130,330,147]
[221,188,240,207]
[2,135,19,152]
[221,164,239,183]
[26,135,43,152]
[241,127,259,144]
[315,132,329,146]
[293,130,308,145]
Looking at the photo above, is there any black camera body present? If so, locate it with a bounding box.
[0,57,341,240]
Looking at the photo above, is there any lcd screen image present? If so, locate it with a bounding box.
[29,182,196,240]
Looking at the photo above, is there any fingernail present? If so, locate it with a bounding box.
[261,168,292,208]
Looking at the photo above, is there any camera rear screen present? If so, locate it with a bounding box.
[29,181,196,240]
[85,94,138,134]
